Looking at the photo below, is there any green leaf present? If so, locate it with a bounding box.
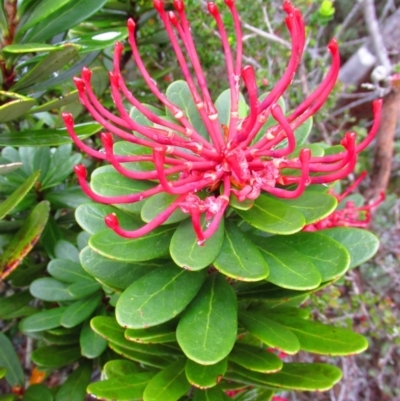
[177,274,237,365]
[67,28,129,54]
[90,169,153,215]
[31,345,81,369]
[275,232,350,281]
[11,45,80,91]
[116,265,206,328]
[0,395,17,401]
[2,43,63,54]
[252,235,321,290]
[185,358,227,389]
[55,361,92,401]
[80,246,157,292]
[141,193,188,225]
[266,313,368,355]
[88,372,154,401]
[232,389,274,401]
[60,292,102,328]
[0,332,24,387]
[44,186,89,209]
[41,144,81,189]
[29,91,78,114]
[170,217,225,271]
[30,278,78,302]
[18,0,77,35]
[236,195,305,234]
[0,290,33,319]
[67,280,102,298]
[0,123,101,147]
[0,367,5,379]
[239,310,300,355]
[21,0,108,43]
[109,343,171,369]
[42,331,79,346]
[47,259,92,283]
[23,384,53,401]
[166,80,208,139]
[20,307,67,333]
[80,320,108,359]
[237,282,309,305]
[89,226,174,263]
[103,360,142,379]
[214,222,269,281]
[0,91,36,122]
[125,322,177,344]
[75,203,140,235]
[90,316,180,358]
[143,359,190,401]
[214,89,248,127]
[0,201,50,280]
[228,343,283,373]
[319,227,380,269]
[193,388,231,401]
[279,191,337,224]
[54,240,79,264]
[228,362,342,391]
[279,117,313,150]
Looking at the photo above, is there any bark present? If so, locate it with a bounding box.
[365,87,400,200]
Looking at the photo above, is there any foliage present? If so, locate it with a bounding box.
[0,1,393,401]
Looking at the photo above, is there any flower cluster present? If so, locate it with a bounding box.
[63,0,382,243]
[304,172,385,230]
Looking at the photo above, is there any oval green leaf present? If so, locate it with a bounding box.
[47,258,92,283]
[239,310,300,355]
[23,384,53,401]
[177,274,238,365]
[280,191,337,224]
[252,235,321,290]
[228,343,283,373]
[319,227,380,269]
[0,332,24,387]
[143,359,191,401]
[275,232,350,281]
[185,358,227,389]
[141,193,188,225]
[30,278,78,302]
[266,313,368,355]
[31,345,81,369]
[170,217,225,271]
[214,222,269,281]
[116,265,206,328]
[80,320,108,359]
[75,203,140,235]
[60,292,102,328]
[20,307,67,333]
[236,195,305,234]
[80,246,158,292]
[88,372,154,401]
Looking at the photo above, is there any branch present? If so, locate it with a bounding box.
[362,0,392,76]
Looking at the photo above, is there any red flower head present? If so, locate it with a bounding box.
[303,172,385,230]
[63,0,382,243]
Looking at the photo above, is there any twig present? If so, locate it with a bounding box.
[242,22,291,49]
[361,0,391,75]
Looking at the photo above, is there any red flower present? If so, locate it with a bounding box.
[63,0,382,243]
[303,171,384,230]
